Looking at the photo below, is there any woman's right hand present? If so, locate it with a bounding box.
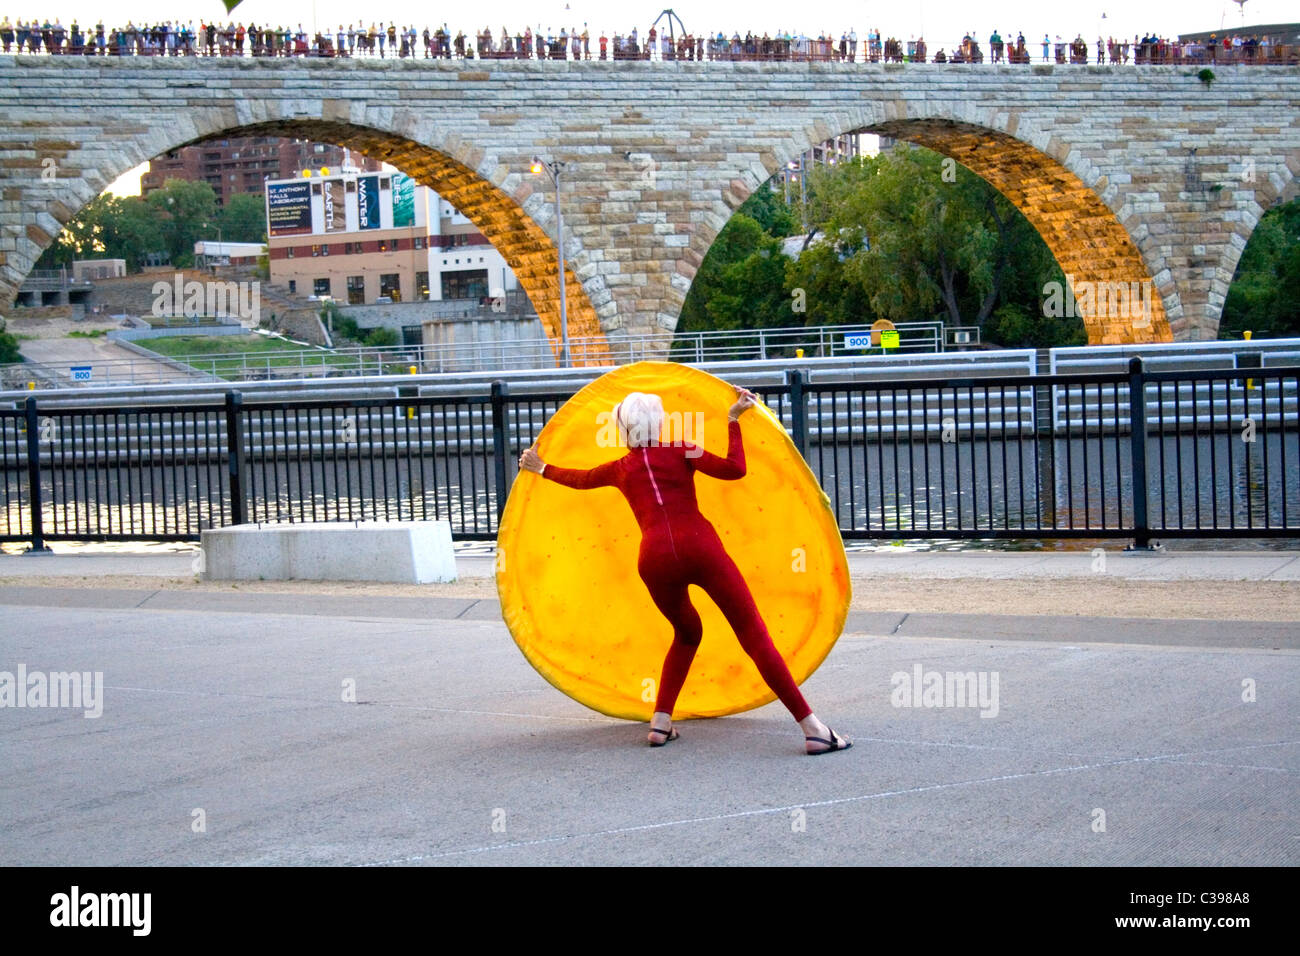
[519,444,545,474]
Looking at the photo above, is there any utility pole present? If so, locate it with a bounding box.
[530,156,569,367]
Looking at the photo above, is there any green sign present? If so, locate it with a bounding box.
[392,174,415,228]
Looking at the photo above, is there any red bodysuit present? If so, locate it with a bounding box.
[541,419,812,721]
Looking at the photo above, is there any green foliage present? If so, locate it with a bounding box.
[677,213,791,333]
[217,193,269,245]
[0,331,21,364]
[986,303,1087,349]
[684,144,1070,345]
[146,179,218,269]
[322,302,363,343]
[363,327,400,347]
[737,182,799,238]
[66,329,107,338]
[35,193,164,272]
[1220,198,1300,339]
[1198,68,1216,86]
[35,178,226,273]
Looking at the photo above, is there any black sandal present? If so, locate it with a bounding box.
[647,726,679,747]
[805,728,851,755]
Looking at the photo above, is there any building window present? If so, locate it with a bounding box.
[287,247,295,258]
[288,280,297,294]
[413,237,425,250]
[346,275,365,305]
[378,240,390,253]
[391,239,402,252]
[402,326,423,347]
[380,273,402,302]
[351,242,363,255]
[415,272,430,301]
[322,244,330,256]
[311,245,322,257]
[441,269,488,301]
[314,278,331,297]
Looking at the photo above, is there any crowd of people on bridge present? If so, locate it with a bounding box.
[0,16,1292,65]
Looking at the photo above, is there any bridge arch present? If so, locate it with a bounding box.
[686,105,1190,345]
[5,110,606,363]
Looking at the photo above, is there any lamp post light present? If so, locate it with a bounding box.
[530,155,569,368]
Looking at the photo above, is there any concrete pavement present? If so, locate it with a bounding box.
[3,544,1298,581]
[0,546,1295,866]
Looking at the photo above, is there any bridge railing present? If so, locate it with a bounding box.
[3,359,1297,551]
[5,39,1296,65]
[0,320,980,387]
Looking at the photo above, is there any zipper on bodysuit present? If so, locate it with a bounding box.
[641,447,679,560]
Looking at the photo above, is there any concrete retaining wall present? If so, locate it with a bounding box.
[199,520,457,584]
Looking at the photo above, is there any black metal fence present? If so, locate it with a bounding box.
[3,359,1298,549]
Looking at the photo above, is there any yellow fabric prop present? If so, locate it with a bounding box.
[496,361,851,720]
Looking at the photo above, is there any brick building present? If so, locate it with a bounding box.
[143,137,381,207]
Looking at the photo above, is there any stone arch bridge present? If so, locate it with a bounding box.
[2,57,1298,353]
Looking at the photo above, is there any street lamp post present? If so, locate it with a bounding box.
[531,156,569,368]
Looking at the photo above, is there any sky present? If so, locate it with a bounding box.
[68,0,1290,196]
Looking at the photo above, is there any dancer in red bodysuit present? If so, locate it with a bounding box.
[518,386,851,755]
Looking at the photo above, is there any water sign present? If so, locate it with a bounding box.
[70,366,92,382]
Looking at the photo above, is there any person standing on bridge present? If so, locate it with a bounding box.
[518,387,852,756]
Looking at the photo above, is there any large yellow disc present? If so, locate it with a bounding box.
[496,361,851,720]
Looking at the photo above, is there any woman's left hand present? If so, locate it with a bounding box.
[519,445,545,474]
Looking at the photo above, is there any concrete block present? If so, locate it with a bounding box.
[200,521,456,584]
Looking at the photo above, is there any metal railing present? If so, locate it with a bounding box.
[3,358,1297,549]
[5,37,1297,65]
[0,320,980,387]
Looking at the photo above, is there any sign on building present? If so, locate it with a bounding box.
[266,181,313,237]
[358,175,382,230]
[392,174,415,228]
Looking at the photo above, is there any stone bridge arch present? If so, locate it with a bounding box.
[692,107,1187,345]
[5,108,606,364]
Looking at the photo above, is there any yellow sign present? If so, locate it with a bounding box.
[869,318,895,346]
[881,330,901,349]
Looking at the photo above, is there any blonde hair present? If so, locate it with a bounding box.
[613,392,664,448]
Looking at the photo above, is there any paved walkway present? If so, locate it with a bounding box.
[0,548,1295,865]
[16,336,213,386]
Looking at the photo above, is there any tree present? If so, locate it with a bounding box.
[146,179,218,269]
[677,213,791,334]
[678,184,797,335]
[0,330,21,364]
[1220,198,1300,339]
[787,144,1076,345]
[34,193,164,273]
[737,181,799,238]
[808,147,997,326]
[218,192,269,245]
